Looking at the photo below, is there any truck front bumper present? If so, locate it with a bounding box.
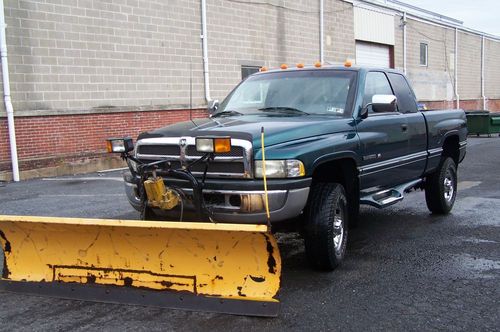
[123,172,311,224]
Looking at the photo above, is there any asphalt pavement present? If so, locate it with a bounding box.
[0,137,499,331]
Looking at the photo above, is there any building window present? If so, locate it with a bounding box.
[420,43,428,66]
[241,65,260,80]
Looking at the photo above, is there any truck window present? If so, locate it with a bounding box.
[219,70,356,116]
[387,73,418,113]
[363,72,394,113]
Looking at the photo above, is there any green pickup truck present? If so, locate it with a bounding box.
[116,65,467,270]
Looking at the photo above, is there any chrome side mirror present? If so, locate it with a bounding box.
[370,94,397,113]
[207,99,219,114]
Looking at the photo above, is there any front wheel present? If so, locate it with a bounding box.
[304,183,348,271]
[425,157,457,214]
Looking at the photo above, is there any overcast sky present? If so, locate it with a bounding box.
[407,0,500,36]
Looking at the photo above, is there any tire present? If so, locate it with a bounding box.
[304,183,348,271]
[425,157,457,214]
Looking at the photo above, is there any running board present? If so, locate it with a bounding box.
[360,179,422,209]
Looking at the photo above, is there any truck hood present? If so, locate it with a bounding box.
[138,114,356,147]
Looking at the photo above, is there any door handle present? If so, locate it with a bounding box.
[401,124,408,132]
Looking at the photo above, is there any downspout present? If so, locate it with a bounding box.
[454,28,460,109]
[201,0,211,102]
[481,35,486,110]
[402,12,407,74]
[0,0,19,182]
[319,0,324,63]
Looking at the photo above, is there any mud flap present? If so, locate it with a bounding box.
[0,215,281,317]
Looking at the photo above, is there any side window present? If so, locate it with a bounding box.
[387,73,418,113]
[363,72,394,112]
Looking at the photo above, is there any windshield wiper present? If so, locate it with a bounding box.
[211,110,243,118]
[258,107,309,115]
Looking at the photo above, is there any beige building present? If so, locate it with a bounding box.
[1,0,499,180]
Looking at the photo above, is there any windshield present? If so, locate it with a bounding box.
[216,70,357,117]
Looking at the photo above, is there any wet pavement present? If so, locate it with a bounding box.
[0,137,499,331]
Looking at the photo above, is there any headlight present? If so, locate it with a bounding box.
[254,160,305,178]
[106,137,134,153]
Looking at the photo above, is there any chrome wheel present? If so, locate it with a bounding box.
[443,171,455,202]
[333,211,344,254]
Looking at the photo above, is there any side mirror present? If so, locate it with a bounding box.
[371,94,397,113]
[207,99,219,114]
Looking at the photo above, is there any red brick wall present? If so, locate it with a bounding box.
[0,109,208,172]
[421,99,500,112]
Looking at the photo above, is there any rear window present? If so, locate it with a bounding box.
[387,73,418,113]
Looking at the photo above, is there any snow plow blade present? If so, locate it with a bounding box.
[0,215,281,317]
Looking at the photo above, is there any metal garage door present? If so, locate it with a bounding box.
[355,41,390,68]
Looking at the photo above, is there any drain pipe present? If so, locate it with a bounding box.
[481,35,486,110]
[402,12,407,74]
[201,0,211,102]
[454,28,460,109]
[0,0,19,182]
[319,0,324,63]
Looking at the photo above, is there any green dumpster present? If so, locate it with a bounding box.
[491,115,500,135]
[465,111,500,136]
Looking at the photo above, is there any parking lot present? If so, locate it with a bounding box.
[0,137,499,331]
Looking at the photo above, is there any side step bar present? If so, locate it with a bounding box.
[360,179,423,209]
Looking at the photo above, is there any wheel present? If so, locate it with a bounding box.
[425,157,457,214]
[304,183,348,271]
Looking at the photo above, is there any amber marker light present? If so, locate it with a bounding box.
[214,137,231,153]
[280,63,288,70]
[344,60,352,67]
[259,66,268,72]
[296,63,304,68]
[314,61,322,68]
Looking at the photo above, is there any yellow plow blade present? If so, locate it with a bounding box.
[0,215,281,317]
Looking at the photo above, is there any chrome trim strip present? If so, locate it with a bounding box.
[359,157,428,177]
[135,137,253,179]
[428,147,443,156]
[459,141,467,147]
[359,151,428,173]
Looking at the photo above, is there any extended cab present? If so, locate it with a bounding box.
[117,66,467,270]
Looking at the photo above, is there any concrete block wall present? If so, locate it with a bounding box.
[324,0,355,64]
[1,0,206,113]
[485,38,500,100]
[457,31,482,100]
[404,18,455,102]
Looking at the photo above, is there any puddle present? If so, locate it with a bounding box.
[452,197,500,226]
[451,254,500,279]
[457,181,481,190]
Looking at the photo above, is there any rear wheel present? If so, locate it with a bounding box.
[425,157,457,214]
[304,183,348,271]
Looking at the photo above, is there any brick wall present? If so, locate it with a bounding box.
[0,109,207,176]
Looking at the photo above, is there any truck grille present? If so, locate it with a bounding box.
[135,137,252,179]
